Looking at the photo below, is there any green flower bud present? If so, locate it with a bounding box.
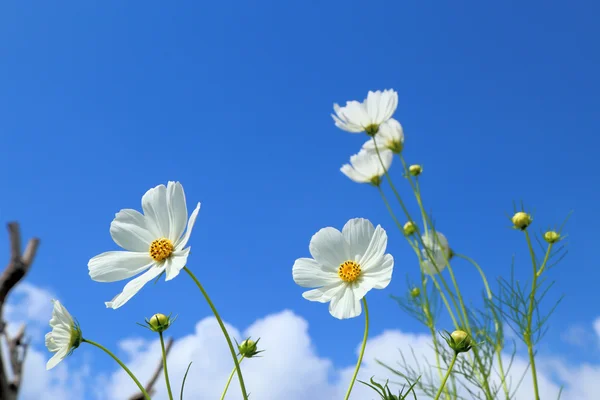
[544,231,560,244]
[446,329,472,354]
[410,287,420,298]
[146,313,173,333]
[408,164,422,177]
[237,337,264,358]
[512,212,532,230]
[403,221,417,236]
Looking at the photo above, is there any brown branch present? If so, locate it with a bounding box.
[0,222,40,400]
[129,337,175,400]
[0,223,40,305]
[8,324,27,390]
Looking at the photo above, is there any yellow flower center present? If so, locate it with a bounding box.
[149,238,174,261]
[338,260,361,282]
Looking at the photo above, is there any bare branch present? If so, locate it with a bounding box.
[0,223,40,305]
[8,324,27,390]
[8,223,21,261]
[0,222,40,400]
[129,337,175,400]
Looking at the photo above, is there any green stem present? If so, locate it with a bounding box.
[374,147,462,329]
[83,338,151,400]
[496,349,510,400]
[220,356,245,400]
[376,186,459,329]
[429,326,451,400]
[159,332,174,400]
[524,231,553,400]
[184,267,248,400]
[398,154,494,399]
[433,352,458,400]
[344,297,369,400]
[454,253,492,300]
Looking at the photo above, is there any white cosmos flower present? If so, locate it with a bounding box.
[341,148,393,184]
[362,118,404,154]
[332,89,398,134]
[45,300,82,370]
[420,231,452,275]
[88,181,201,309]
[292,218,394,320]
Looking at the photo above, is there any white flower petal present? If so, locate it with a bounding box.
[332,101,371,133]
[340,163,368,183]
[167,181,187,243]
[329,284,362,319]
[46,348,68,370]
[164,248,190,281]
[342,149,393,184]
[358,225,388,269]
[420,231,450,275]
[342,218,375,259]
[45,332,59,352]
[105,265,166,309]
[142,184,170,237]
[175,202,201,249]
[362,119,404,151]
[359,253,393,295]
[292,258,339,288]
[88,251,153,282]
[110,209,155,252]
[420,251,447,275]
[45,300,77,370]
[309,227,350,271]
[302,281,344,303]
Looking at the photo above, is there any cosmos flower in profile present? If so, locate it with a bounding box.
[332,89,398,135]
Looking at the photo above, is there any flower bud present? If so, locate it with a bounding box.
[410,287,420,298]
[511,212,532,230]
[147,313,172,333]
[544,231,560,244]
[237,337,264,358]
[444,329,472,354]
[408,164,422,177]
[403,221,417,236]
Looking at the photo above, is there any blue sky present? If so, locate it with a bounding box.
[1,1,599,398]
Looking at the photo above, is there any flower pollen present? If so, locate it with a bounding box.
[149,238,174,261]
[338,260,361,283]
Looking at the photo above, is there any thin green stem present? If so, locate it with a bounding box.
[433,352,458,400]
[375,148,462,329]
[376,186,459,328]
[159,332,174,400]
[398,154,494,399]
[524,231,553,400]
[220,356,245,400]
[83,338,151,400]
[496,349,510,400]
[454,253,492,300]
[344,297,369,400]
[184,267,248,400]
[429,326,451,400]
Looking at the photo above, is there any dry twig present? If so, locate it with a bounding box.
[0,222,40,400]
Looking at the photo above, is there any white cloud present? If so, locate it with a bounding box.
[97,310,597,400]
[5,282,55,341]
[5,281,600,399]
